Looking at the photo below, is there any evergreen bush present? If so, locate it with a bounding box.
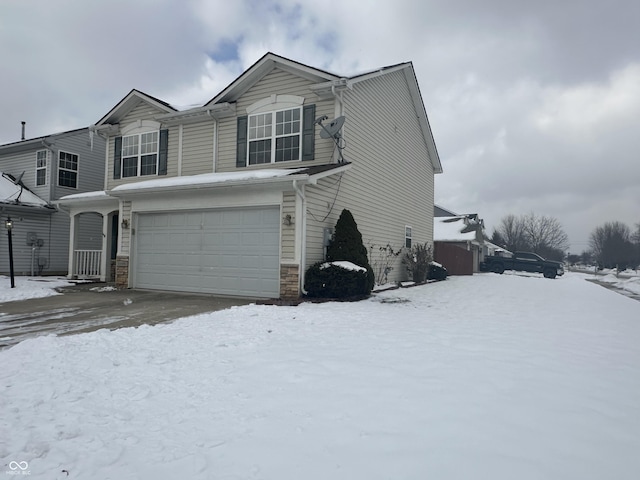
[325,209,375,292]
[304,262,370,298]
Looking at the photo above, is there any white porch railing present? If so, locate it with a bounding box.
[74,250,102,278]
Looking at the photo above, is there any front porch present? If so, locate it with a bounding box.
[57,192,120,282]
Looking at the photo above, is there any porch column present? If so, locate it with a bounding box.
[67,213,77,279]
[100,213,110,282]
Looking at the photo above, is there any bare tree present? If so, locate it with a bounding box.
[493,213,568,260]
[633,222,640,244]
[589,221,635,269]
[522,213,569,260]
[493,214,527,252]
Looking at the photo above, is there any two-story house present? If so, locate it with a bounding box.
[58,53,442,298]
[0,128,105,276]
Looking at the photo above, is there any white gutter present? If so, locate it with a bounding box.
[293,179,308,295]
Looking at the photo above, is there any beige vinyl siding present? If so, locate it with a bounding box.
[304,70,435,283]
[181,121,215,175]
[106,102,178,190]
[281,191,296,261]
[216,68,337,172]
[120,201,133,255]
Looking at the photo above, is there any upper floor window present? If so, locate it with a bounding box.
[248,107,301,165]
[122,131,159,177]
[36,150,48,186]
[405,226,412,248]
[236,95,315,168]
[114,125,168,180]
[58,151,78,188]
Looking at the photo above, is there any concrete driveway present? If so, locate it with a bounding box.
[0,283,253,349]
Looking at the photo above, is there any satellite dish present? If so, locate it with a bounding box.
[14,171,25,185]
[319,116,346,139]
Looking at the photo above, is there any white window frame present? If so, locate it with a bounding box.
[121,131,159,178]
[245,95,305,166]
[405,225,412,248]
[58,150,79,188]
[247,106,302,165]
[35,150,49,186]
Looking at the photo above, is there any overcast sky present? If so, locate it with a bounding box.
[1,0,638,252]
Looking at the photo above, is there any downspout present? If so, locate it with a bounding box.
[293,179,308,295]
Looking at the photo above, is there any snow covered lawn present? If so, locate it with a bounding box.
[0,276,74,303]
[1,273,639,479]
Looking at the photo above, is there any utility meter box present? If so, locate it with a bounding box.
[26,232,38,245]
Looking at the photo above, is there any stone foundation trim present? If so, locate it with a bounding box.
[280,264,300,299]
[115,256,129,288]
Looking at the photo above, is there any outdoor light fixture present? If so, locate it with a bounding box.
[5,216,15,288]
[121,218,130,229]
[283,214,293,226]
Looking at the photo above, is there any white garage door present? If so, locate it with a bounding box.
[134,206,280,298]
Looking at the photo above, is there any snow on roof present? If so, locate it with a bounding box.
[0,173,49,207]
[59,191,110,201]
[110,168,306,193]
[433,217,477,242]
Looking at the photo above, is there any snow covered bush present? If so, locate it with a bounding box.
[304,261,371,298]
[403,242,433,283]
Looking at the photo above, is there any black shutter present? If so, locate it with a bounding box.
[302,104,315,161]
[236,116,248,168]
[113,136,122,179]
[158,129,168,175]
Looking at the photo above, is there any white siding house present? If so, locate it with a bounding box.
[58,53,442,298]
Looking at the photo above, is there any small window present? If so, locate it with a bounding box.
[36,150,48,186]
[405,226,412,248]
[58,151,78,188]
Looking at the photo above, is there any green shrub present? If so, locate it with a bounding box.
[304,262,371,298]
[326,209,375,292]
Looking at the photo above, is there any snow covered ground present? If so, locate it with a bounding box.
[1,272,640,479]
[0,276,74,303]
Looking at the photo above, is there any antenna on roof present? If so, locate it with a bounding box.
[316,115,347,163]
[14,171,25,185]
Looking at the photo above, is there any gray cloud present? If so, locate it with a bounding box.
[1,0,638,250]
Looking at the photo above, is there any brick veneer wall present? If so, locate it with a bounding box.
[115,256,129,288]
[280,264,300,299]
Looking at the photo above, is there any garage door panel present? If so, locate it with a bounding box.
[134,207,280,297]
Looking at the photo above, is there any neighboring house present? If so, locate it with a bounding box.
[434,204,458,217]
[58,52,442,298]
[433,214,486,275]
[0,128,105,276]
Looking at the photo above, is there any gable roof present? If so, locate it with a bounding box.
[205,52,442,174]
[95,89,177,127]
[0,127,88,155]
[205,52,340,106]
